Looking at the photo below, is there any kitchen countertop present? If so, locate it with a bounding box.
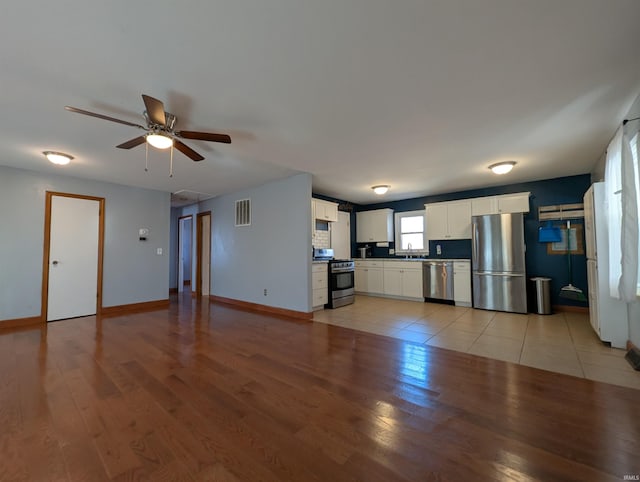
[354,258,470,262]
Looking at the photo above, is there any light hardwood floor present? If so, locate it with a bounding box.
[1,294,639,481]
[314,295,640,390]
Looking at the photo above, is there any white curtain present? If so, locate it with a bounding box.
[605,125,640,302]
[620,131,639,301]
[605,128,623,298]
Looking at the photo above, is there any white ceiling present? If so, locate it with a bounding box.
[2,1,639,204]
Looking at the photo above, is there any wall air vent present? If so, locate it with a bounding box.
[235,199,251,226]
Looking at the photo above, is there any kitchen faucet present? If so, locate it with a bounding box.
[406,243,413,259]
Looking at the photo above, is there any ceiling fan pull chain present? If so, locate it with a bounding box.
[145,141,149,172]
[169,144,174,178]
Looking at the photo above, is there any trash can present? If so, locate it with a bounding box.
[530,277,552,315]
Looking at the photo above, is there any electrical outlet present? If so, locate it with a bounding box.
[389,248,395,254]
[436,244,442,255]
[156,248,162,255]
[263,288,267,296]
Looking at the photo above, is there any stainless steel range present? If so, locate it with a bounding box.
[312,248,355,309]
[327,259,355,308]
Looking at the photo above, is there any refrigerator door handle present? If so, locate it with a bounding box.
[471,221,479,270]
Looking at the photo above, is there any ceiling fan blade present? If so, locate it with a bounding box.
[177,130,232,144]
[64,106,146,129]
[116,136,147,149]
[142,94,166,126]
[174,140,205,161]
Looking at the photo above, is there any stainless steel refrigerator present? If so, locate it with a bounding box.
[472,213,527,313]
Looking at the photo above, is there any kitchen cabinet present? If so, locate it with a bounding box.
[312,263,328,308]
[425,200,471,240]
[354,260,384,294]
[497,193,530,213]
[313,199,338,222]
[471,192,530,216]
[382,261,423,299]
[453,260,471,307]
[356,209,394,242]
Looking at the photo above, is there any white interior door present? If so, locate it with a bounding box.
[201,214,211,295]
[331,211,351,259]
[47,196,100,321]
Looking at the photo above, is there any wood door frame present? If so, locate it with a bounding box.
[177,215,193,293]
[196,211,211,297]
[41,191,105,322]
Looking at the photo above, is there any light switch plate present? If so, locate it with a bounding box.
[156,248,162,255]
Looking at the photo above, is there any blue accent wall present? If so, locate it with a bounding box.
[354,174,592,308]
[315,174,591,307]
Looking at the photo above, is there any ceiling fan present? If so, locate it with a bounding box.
[64,94,231,162]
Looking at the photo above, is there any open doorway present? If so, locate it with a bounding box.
[177,215,193,293]
[197,211,211,297]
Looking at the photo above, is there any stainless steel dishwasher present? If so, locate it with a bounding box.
[423,261,454,301]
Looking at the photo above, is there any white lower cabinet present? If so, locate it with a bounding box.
[382,268,403,297]
[354,261,384,294]
[453,261,471,307]
[382,261,423,300]
[356,258,470,305]
[312,263,328,308]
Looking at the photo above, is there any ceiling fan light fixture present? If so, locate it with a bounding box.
[489,161,516,175]
[372,185,390,195]
[43,151,73,165]
[146,133,173,149]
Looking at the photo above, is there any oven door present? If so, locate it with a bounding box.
[329,270,355,308]
[332,270,354,290]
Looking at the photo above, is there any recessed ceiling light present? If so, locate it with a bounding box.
[489,161,516,175]
[372,185,390,195]
[146,133,173,149]
[43,151,73,165]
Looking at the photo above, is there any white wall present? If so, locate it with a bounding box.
[198,173,313,313]
[182,217,192,282]
[0,166,171,320]
[169,207,180,289]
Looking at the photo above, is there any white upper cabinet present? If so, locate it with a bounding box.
[471,192,530,216]
[313,199,339,222]
[471,196,497,216]
[497,193,530,214]
[446,201,472,239]
[424,204,448,240]
[356,208,394,242]
[425,200,471,240]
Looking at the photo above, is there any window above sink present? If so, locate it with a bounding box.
[394,210,428,256]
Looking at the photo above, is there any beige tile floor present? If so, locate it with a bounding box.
[313,295,640,390]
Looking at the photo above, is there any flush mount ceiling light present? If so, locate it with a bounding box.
[146,133,173,149]
[489,161,516,175]
[372,185,390,195]
[43,151,73,165]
